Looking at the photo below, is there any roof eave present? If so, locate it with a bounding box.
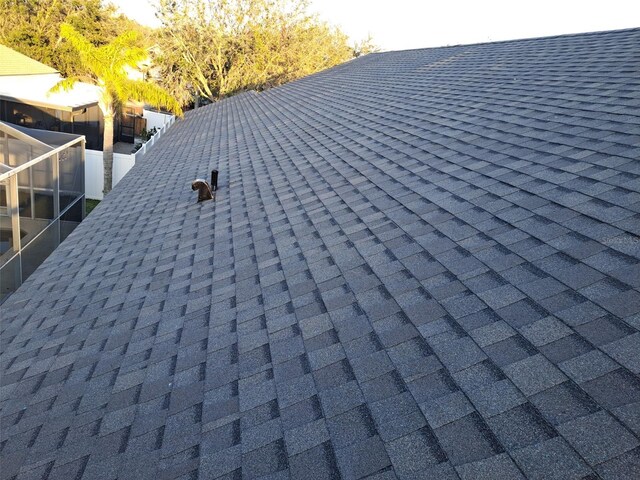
[0,94,98,112]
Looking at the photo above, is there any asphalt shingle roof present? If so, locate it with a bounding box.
[0,45,58,76]
[2,28,640,480]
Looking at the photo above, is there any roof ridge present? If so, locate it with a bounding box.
[373,26,640,54]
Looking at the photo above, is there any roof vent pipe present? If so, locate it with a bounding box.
[211,169,219,191]
[192,179,213,202]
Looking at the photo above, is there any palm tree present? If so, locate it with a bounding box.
[54,23,182,195]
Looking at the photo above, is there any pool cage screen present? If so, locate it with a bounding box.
[0,121,85,303]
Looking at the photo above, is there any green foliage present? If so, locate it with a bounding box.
[1,0,377,109]
[54,24,182,117]
[85,198,100,216]
[353,34,380,58]
[155,0,360,106]
[0,0,150,77]
[140,127,158,142]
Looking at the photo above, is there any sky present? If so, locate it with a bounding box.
[111,0,639,51]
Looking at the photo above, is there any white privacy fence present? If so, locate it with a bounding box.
[85,150,135,200]
[136,113,175,157]
[85,111,175,200]
[144,109,175,131]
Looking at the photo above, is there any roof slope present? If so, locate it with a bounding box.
[2,28,640,480]
[0,45,58,75]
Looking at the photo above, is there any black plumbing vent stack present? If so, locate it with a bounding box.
[211,169,219,191]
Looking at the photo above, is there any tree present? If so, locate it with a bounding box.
[54,24,182,195]
[353,34,380,58]
[0,0,151,78]
[154,0,356,106]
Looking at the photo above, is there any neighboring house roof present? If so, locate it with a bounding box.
[0,45,99,111]
[2,28,640,480]
[0,44,58,75]
[0,73,100,111]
